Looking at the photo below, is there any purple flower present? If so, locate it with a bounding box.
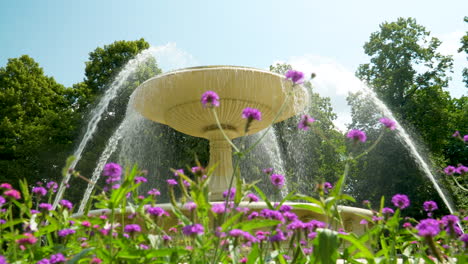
[279,204,292,212]
[58,229,75,237]
[37,259,50,264]
[50,253,66,263]
[423,201,438,212]
[298,115,315,131]
[59,200,73,210]
[444,165,456,175]
[39,203,53,211]
[16,233,37,245]
[0,255,6,264]
[456,165,468,174]
[391,194,410,209]
[441,215,459,227]
[4,189,21,200]
[283,211,298,221]
[222,188,236,200]
[379,117,396,130]
[347,129,367,143]
[201,91,220,108]
[0,183,12,189]
[246,193,259,202]
[248,211,259,220]
[32,186,47,197]
[262,168,274,175]
[212,203,227,214]
[360,219,368,225]
[464,135,468,142]
[46,181,58,192]
[452,131,460,137]
[242,107,262,121]
[285,70,305,84]
[167,179,178,186]
[184,202,197,211]
[146,206,169,217]
[403,222,412,228]
[103,163,122,178]
[0,196,5,206]
[134,177,147,184]
[174,169,184,177]
[382,207,394,215]
[416,219,440,237]
[191,166,204,176]
[229,229,246,237]
[124,224,141,233]
[460,234,468,248]
[269,229,287,242]
[148,188,161,196]
[287,220,306,230]
[182,224,204,236]
[270,174,285,188]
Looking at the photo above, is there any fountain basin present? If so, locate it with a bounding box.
[82,202,373,236]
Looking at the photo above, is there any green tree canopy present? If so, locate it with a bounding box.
[349,18,457,216]
[0,55,78,185]
[356,17,454,154]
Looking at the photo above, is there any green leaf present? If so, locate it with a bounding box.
[292,203,325,215]
[338,233,374,259]
[66,248,95,264]
[247,243,260,264]
[233,219,281,231]
[313,228,339,264]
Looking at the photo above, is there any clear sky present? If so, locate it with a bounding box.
[1,0,467,124]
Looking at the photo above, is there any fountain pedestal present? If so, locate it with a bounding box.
[207,137,234,200]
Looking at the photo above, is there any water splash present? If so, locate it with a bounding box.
[359,87,456,214]
[53,49,156,209]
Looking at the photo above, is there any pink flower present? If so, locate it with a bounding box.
[4,189,21,200]
[242,107,261,121]
[201,91,220,108]
[379,117,396,130]
[298,115,315,131]
[347,129,367,143]
[270,174,285,188]
[103,163,122,178]
[285,70,305,84]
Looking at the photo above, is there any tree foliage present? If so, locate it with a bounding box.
[0,55,79,185]
[349,18,459,216]
[356,17,454,154]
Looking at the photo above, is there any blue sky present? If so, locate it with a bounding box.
[1,0,466,119]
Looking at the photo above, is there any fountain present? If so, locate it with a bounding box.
[114,65,372,233]
[131,66,308,200]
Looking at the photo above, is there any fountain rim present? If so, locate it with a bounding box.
[137,65,289,87]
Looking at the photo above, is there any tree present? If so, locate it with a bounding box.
[0,55,78,185]
[349,18,457,216]
[356,17,454,154]
[459,16,468,88]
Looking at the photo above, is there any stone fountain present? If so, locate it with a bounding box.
[125,65,372,234]
[131,66,308,200]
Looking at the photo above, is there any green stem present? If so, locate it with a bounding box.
[353,129,385,161]
[452,176,468,192]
